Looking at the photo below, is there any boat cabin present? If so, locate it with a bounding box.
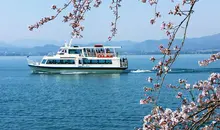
[56,44,120,58]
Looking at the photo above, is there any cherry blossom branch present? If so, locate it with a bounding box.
[108,0,122,40]
[28,0,72,31]
[29,0,121,40]
[199,52,220,66]
[190,104,218,130]
[145,0,197,106]
[156,10,193,102]
[140,1,220,129]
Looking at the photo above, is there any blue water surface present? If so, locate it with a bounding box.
[0,55,219,130]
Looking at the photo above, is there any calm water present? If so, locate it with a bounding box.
[0,55,219,130]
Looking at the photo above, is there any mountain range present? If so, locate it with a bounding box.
[0,33,220,56]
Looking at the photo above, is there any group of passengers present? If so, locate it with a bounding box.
[83,48,113,57]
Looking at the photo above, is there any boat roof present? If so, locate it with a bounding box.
[60,46,122,49]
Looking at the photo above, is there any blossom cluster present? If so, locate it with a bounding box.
[140,73,220,130]
[198,52,220,66]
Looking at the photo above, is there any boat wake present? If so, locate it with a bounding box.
[130,69,152,73]
[129,68,220,74]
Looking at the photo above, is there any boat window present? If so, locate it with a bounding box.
[83,58,90,64]
[82,59,112,64]
[106,48,114,53]
[95,48,104,53]
[69,60,75,64]
[106,60,112,64]
[69,49,82,54]
[58,49,66,55]
[46,59,75,64]
[60,60,64,64]
[86,49,96,57]
[63,60,70,64]
[91,60,98,64]
[56,60,60,64]
[98,60,105,64]
[41,59,47,64]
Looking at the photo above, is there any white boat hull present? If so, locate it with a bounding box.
[28,65,127,74]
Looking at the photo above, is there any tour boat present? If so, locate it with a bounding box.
[27,40,128,74]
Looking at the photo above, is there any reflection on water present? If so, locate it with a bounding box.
[34,73,123,80]
[55,73,122,82]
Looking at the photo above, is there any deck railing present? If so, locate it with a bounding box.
[85,53,116,58]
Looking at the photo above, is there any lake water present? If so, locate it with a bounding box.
[0,55,219,130]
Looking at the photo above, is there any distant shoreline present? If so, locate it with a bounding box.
[0,52,217,57]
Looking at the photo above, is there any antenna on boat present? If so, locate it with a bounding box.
[64,40,68,47]
[69,39,73,47]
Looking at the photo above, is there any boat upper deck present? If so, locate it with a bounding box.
[45,44,122,59]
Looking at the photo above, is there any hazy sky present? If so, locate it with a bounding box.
[1,0,220,43]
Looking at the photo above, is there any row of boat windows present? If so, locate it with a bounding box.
[59,49,114,55]
[82,59,112,64]
[44,60,75,64]
[41,59,112,64]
